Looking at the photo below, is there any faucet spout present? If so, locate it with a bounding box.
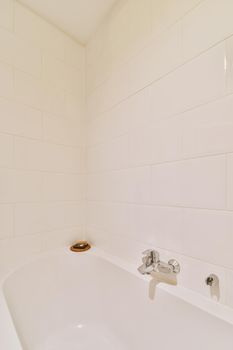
[138,264,154,275]
[137,249,159,275]
[138,250,180,277]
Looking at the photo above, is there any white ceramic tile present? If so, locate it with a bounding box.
[0,169,43,203]
[43,52,83,97]
[87,167,150,203]
[183,0,233,61]
[225,269,233,308]
[128,0,152,57]
[43,173,84,201]
[0,204,13,239]
[0,27,14,65]
[128,167,151,204]
[42,227,83,252]
[87,102,131,147]
[149,43,226,119]
[87,135,129,172]
[43,113,81,147]
[45,202,83,231]
[129,117,181,166]
[65,92,84,121]
[64,36,85,69]
[86,87,103,121]
[14,37,42,77]
[102,64,131,112]
[0,238,11,276]
[13,171,43,203]
[0,1,86,276]
[89,171,126,202]
[87,201,130,236]
[64,65,84,96]
[42,54,68,91]
[182,208,233,268]
[15,137,82,173]
[85,20,106,67]
[129,205,183,252]
[151,156,226,209]
[129,22,181,94]
[151,0,202,38]
[43,143,82,173]
[3,234,42,270]
[0,133,13,167]
[43,82,66,117]
[14,70,44,109]
[14,138,44,171]
[182,95,233,158]
[0,97,43,138]
[0,27,42,77]
[86,173,106,201]
[226,36,233,94]
[226,154,233,210]
[106,0,132,68]
[0,61,13,99]
[0,0,13,31]
[105,102,131,140]
[129,125,154,166]
[127,88,151,129]
[14,203,47,236]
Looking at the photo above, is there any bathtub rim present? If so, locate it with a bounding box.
[1,246,233,350]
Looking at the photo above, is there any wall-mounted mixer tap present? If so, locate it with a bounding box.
[138,249,180,276]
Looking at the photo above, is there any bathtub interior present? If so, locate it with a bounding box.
[3,250,233,350]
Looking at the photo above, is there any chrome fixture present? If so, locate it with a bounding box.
[138,249,180,276]
[205,274,220,301]
[205,274,219,287]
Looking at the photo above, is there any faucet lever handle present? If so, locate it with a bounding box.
[142,250,159,263]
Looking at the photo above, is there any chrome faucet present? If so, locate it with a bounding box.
[138,249,180,275]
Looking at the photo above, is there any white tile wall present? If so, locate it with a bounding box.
[0,133,14,167]
[0,97,43,138]
[1,0,233,311]
[0,0,13,31]
[182,0,233,61]
[0,1,85,272]
[151,156,226,209]
[86,0,233,309]
[0,61,13,98]
[0,204,14,239]
[151,0,202,38]
[129,22,181,94]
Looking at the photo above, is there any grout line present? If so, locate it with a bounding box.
[85,151,233,175]
[85,199,233,214]
[86,91,233,148]
[225,154,229,210]
[0,225,83,242]
[86,34,233,125]
[86,0,205,97]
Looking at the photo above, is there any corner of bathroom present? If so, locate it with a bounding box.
[0,0,233,349]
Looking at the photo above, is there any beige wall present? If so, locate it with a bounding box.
[86,0,233,308]
[0,0,85,275]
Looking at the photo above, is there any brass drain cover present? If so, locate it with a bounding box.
[70,241,91,252]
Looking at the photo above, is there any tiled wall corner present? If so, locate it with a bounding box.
[0,0,85,274]
[86,0,233,309]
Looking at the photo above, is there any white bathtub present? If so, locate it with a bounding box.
[1,248,233,350]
